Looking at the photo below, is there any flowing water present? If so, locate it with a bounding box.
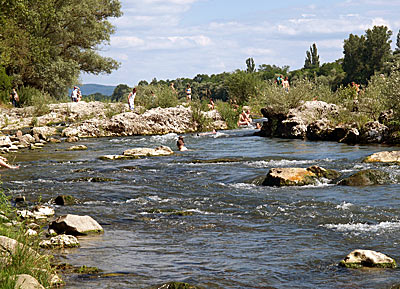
[1,128,400,289]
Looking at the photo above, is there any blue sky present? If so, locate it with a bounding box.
[81,0,400,86]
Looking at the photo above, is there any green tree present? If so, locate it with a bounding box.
[304,43,320,69]
[246,57,255,73]
[111,84,131,102]
[0,0,122,97]
[225,70,261,105]
[343,26,392,85]
[394,29,400,54]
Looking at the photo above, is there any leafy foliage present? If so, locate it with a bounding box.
[0,0,122,97]
[304,43,320,69]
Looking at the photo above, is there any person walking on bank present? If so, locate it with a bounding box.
[9,88,19,107]
[128,87,136,111]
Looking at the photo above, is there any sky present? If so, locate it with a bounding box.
[81,0,400,86]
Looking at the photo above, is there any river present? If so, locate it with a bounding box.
[1,128,400,289]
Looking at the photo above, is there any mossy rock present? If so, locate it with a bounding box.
[339,260,397,269]
[307,165,341,180]
[149,282,205,289]
[54,195,77,206]
[338,169,390,186]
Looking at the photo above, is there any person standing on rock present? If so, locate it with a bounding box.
[71,86,79,102]
[186,84,191,102]
[9,88,19,107]
[128,87,136,111]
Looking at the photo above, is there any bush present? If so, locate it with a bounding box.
[215,100,240,129]
[190,100,212,132]
[135,84,179,109]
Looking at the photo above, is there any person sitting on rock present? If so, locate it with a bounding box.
[176,136,188,151]
[0,156,19,169]
[237,109,252,126]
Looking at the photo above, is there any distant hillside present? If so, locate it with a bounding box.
[80,84,116,96]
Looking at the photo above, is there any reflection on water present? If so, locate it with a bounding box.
[1,129,400,289]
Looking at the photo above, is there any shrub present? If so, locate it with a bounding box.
[190,100,212,132]
[215,100,240,129]
[136,84,179,109]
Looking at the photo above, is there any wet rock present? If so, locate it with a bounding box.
[67,136,79,142]
[262,165,339,187]
[54,195,77,206]
[14,196,26,204]
[123,145,174,157]
[49,214,104,235]
[339,249,397,269]
[39,234,80,249]
[338,169,390,186]
[98,154,130,160]
[32,126,58,139]
[148,281,206,289]
[17,205,55,219]
[13,274,45,289]
[339,127,359,144]
[67,145,87,151]
[364,150,400,164]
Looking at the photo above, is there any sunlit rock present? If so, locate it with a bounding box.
[49,214,103,235]
[364,150,400,164]
[123,145,174,157]
[39,234,80,249]
[262,165,339,187]
[339,249,397,268]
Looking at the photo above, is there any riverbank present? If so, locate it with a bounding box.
[0,101,227,154]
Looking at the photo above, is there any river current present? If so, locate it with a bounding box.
[1,128,400,289]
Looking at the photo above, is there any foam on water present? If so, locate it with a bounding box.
[150,133,178,143]
[322,221,400,234]
[336,201,354,210]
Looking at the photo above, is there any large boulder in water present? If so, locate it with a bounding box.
[364,150,400,164]
[339,249,397,269]
[49,214,103,235]
[262,165,340,187]
[337,169,390,186]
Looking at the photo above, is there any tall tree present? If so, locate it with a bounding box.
[395,29,400,54]
[0,0,122,97]
[343,26,392,85]
[304,43,320,69]
[246,57,255,73]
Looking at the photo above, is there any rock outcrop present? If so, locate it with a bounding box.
[339,249,397,268]
[49,214,103,235]
[256,100,397,144]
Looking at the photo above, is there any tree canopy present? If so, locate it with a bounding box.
[0,0,122,97]
[343,26,392,85]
